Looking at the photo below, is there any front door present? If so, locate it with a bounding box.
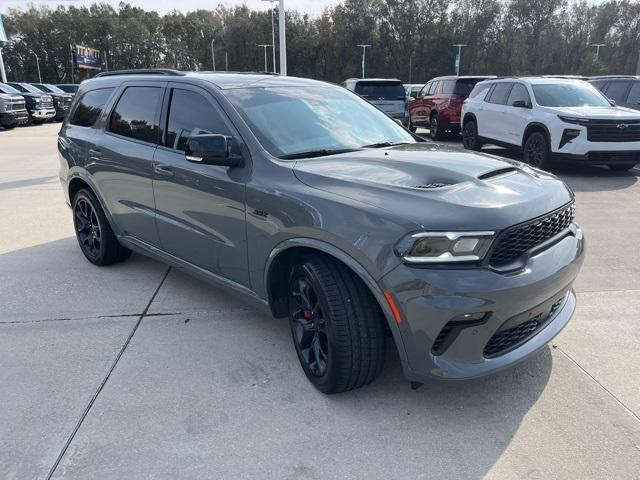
[152,83,249,286]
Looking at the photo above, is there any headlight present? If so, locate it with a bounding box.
[0,103,8,112]
[394,231,495,263]
[557,115,589,126]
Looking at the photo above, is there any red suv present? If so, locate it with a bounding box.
[408,76,495,139]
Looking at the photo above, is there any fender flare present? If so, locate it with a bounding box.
[66,169,122,236]
[523,122,552,149]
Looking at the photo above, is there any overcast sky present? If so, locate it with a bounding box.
[0,0,339,16]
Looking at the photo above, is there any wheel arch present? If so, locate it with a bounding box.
[67,171,121,236]
[462,112,477,126]
[522,122,551,149]
[264,238,411,375]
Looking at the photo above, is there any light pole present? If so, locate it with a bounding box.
[30,50,42,83]
[258,44,271,72]
[262,0,277,73]
[357,44,370,79]
[453,44,466,76]
[278,0,287,75]
[210,38,216,71]
[590,43,605,62]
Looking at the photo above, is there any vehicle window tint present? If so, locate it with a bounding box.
[428,81,440,95]
[605,81,631,103]
[440,80,456,94]
[454,79,482,96]
[109,86,162,143]
[627,82,640,105]
[469,83,490,99]
[590,80,606,90]
[506,83,531,106]
[419,83,430,97]
[165,89,230,151]
[69,88,114,127]
[354,81,405,100]
[486,83,512,104]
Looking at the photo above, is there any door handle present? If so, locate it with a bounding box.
[154,164,174,177]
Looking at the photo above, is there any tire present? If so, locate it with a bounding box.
[72,189,131,266]
[429,114,443,140]
[462,119,482,151]
[288,254,386,394]
[523,131,552,169]
[608,164,636,172]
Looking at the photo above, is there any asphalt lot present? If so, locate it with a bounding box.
[1,123,639,480]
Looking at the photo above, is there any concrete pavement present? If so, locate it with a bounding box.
[1,123,639,479]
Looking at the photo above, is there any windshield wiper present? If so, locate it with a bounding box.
[279,148,360,160]
[359,141,411,148]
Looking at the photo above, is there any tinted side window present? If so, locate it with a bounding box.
[486,83,512,105]
[419,83,430,97]
[428,81,440,95]
[590,80,606,90]
[506,84,531,106]
[469,83,490,99]
[69,88,114,127]
[440,80,456,94]
[604,81,630,103]
[109,86,162,144]
[165,89,231,151]
[627,82,640,105]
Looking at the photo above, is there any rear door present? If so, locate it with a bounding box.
[479,82,513,143]
[93,82,165,247]
[152,82,249,286]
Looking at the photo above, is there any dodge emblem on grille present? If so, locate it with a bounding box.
[616,123,629,129]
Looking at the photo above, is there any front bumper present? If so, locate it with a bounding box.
[31,108,57,120]
[552,151,640,165]
[552,126,640,164]
[381,226,585,382]
[0,110,29,127]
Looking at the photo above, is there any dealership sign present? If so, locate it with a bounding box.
[72,44,103,70]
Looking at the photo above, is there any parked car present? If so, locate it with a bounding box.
[29,83,74,120]
[59,69,584,393]
[408,75,495,139]
[4,82,55,124]
[404,83,423,99]
[0,83,29,129]
[589,76,640,111]
[461,77,640,171]
[56,83,80,94]
[342,78,409,125]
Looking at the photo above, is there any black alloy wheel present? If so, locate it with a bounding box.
[74,196,102,260]
[523,131,551,169]
[462,120,481,151]
[429,115,443,140]
[290,266,329,378]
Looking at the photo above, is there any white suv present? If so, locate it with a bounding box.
[461,77,640,171]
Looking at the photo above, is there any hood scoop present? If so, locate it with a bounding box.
[478,167,518,180]
[414,182,454,189]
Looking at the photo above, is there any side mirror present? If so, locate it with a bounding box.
[511,100,529,108]
[410,92,418,99]
[185,134,243,167]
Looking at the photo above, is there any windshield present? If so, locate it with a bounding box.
[532,83,611,107]
[224,85,416,158]
[32,84,51,93]
[354,81,406,100]
[0,83,21,94]
[9,83,42,94]
[45,84,65,93]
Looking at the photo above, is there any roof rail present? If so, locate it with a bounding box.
[95,69,186,78]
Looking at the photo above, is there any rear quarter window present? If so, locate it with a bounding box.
[69,88,115,127]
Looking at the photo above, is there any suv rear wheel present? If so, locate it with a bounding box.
[288,255,386,394]
[462,119,482,151]
[72,189,131,265]
[523,131,551,169]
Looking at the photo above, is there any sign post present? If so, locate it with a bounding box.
[0,15,8,83]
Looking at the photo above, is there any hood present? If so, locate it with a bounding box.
[292,143,573,231]
[545,105,640,120]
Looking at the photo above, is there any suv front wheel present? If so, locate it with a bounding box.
[429,114,444,141]
[523,131,551,169]
[288,255,386,394]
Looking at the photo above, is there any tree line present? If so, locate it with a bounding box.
[2,0,640,85]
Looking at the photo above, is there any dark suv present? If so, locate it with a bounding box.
[58,69,584,393]
[589,76,640,111]
[408,76,495,139]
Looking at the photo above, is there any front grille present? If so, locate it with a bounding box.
[587,120,640,142]
[483,297,564,357]
[10,101,25,111]
[587,151,640,163]
[489,203,575,267]
[39,100,54,109]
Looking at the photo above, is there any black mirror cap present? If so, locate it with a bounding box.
[185,134,243,167]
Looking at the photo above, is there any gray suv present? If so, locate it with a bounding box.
[58,69,585,393]
[342,78,409,126]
